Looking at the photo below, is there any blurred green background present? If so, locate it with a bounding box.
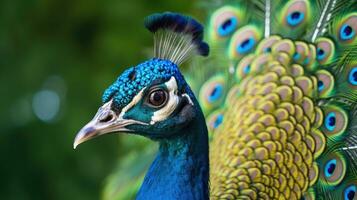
[0,0,196,199]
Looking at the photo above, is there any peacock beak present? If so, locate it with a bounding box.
[73,99,147,149]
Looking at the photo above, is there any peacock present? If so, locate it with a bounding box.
[74,0,357,199]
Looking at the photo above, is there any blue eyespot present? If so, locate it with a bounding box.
[287,11,304,26]
[293,52,300,60]
[324,159,337,178]
[348,67,357,85]
[218,17,238,37]
[243,65,251,74]
[317,48,326,60]
[213,114,224,128]
[303,57,310,65]
[208,84,223,103]
[340,24,355,40]
[344,185,356,200]
[318,80,325,91]
[324,112,336,131]
[237,37,255,54]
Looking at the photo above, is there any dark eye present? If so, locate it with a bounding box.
[148,89,168,107]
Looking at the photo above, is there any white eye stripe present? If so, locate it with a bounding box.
[118,87,146,119]
[150,76,180,125]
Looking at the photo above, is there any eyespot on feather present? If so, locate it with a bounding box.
[315,37,335,65]
[319,152,346,186]
[209,6,243,40]
[321,106,348,140]
[343,184,356,200]
[336,13,357,43]
[228,25,262,59]
[348,66,357,86]
[316,70,335,98]
[281,0,310,28]
[341,62,357,90]
[199,74,226,113]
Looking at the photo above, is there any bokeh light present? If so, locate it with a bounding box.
[32,89,60,122]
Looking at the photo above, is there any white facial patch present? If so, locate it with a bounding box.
[150,77,180,125]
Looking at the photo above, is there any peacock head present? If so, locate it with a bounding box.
[73,13,209,148]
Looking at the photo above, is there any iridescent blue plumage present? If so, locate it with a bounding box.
[102,59,184,108]
[136,109,209,200]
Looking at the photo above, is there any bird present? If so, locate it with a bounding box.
[73,0,357,199]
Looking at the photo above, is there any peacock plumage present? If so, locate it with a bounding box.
[74,0,357,199]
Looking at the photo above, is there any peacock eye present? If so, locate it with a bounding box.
[324,159,337,177]
[324,112,336,131]
[147,89,168,108]
[340,24,355,40]
[348,67,357,85]
[286,11,304,26]
[317,48,326,60]
[344,185,356,200]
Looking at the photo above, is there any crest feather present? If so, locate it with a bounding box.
[145,12,209,65]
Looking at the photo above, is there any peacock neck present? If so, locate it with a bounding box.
[136,111,209,200]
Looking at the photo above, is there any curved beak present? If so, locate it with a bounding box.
[73,100,147,149]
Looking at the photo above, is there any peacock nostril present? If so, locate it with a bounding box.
[99,112,114,123]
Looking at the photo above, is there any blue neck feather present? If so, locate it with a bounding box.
[136,111,209,200]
